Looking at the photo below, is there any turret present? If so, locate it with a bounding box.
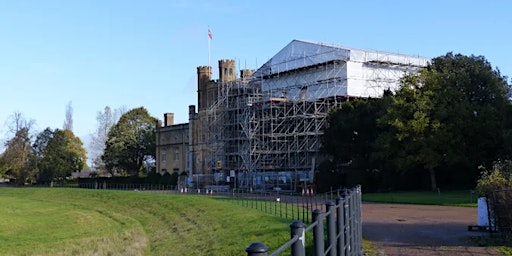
[197,66,212,110]
[218,59,236,82]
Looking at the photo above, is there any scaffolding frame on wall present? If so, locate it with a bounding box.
[196,40,429,191]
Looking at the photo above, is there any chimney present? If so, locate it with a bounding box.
[164,113,174,127]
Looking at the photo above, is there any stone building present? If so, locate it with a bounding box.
[157,39,429,190]
[155,113,189,175]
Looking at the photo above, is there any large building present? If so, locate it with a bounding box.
[167,39,430,191]
[155,113,189,175]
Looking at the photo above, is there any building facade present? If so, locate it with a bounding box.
[156,40,430,191]
[155,113,189,175]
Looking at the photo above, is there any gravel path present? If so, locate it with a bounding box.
[362,203,501,256]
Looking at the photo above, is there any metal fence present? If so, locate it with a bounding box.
[224,190,343,224]
[31,182,179,191]
[489,189,512,239]
[245,185,363,256]
[77,182,177,191]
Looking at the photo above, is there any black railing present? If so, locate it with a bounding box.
[245,185,363,256]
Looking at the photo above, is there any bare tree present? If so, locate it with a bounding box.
[89,106,126,171]
[6,112,34,134]
[63,101,73,131]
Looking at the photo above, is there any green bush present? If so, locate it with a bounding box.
[476,161,512,238]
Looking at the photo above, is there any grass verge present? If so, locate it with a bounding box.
[362,190,478,207]
[0,188,293,256]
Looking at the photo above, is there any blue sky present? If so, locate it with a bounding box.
[1,0,511,154]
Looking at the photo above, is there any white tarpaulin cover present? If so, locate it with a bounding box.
[253,40,430,99]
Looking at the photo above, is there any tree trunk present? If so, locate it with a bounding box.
[429,167,437,191]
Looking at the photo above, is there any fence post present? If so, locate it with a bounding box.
[326,201,337,256]
[245,242,269,256]
[355,185,363,253]
[290,221,306,256]
[343,196,350,255]
[336,197,345,255]
[312,209,324,256]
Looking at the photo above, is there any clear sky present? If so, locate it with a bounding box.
[1,0,511,154]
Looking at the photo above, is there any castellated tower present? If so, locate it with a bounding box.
[197,66,212,111]
[240,69,255,82]
[218,59,236,82]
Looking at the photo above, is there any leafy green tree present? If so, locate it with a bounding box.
[319,93,393,190]
[0,128,36,184]
[36,128,87,183]
[378,53,510,190]
[378,73,446,190]
[322,95,392,168]
[103,107,157,176]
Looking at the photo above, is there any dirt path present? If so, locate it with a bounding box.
[362,203,501,256]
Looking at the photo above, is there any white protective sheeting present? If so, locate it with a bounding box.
[253,40,430,100]
[253,40,350,78]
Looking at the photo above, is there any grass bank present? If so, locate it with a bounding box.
[0,188,292,256]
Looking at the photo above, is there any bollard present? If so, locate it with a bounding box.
[245,242,269,256]
[290,221,306,256]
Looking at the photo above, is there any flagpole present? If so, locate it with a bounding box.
[208,28,211,68]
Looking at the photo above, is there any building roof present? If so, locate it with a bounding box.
[252,39,430,78]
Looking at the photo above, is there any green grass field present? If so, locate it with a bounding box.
[0,188,294,256]
[362,190,478,207]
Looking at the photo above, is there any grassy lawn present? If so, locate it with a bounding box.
[0,188,294,256]
[362,190,478,207]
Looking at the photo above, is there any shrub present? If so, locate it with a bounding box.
[476,161,512,238]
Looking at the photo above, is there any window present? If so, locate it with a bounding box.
[162,152,167,163]
[174,148,179,161]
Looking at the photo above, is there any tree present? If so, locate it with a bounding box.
[103,107,157,176]
[0,127,36,184]
[63,101,73,131]
[0,112,36,184]
[5,112,34,135]
[378,72,446,190]
[378,53,511,190]
[320,93,392,190]
[89,106,125,171]
[36,128,87,183]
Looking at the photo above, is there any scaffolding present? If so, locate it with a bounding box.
[203,76,260,180]
[198,40,429,191]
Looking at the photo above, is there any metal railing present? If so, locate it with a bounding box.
[245,185,363,256]
[224,190,342,224]
[490,189,512,239]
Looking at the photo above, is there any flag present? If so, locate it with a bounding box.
[208,29,212,40]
